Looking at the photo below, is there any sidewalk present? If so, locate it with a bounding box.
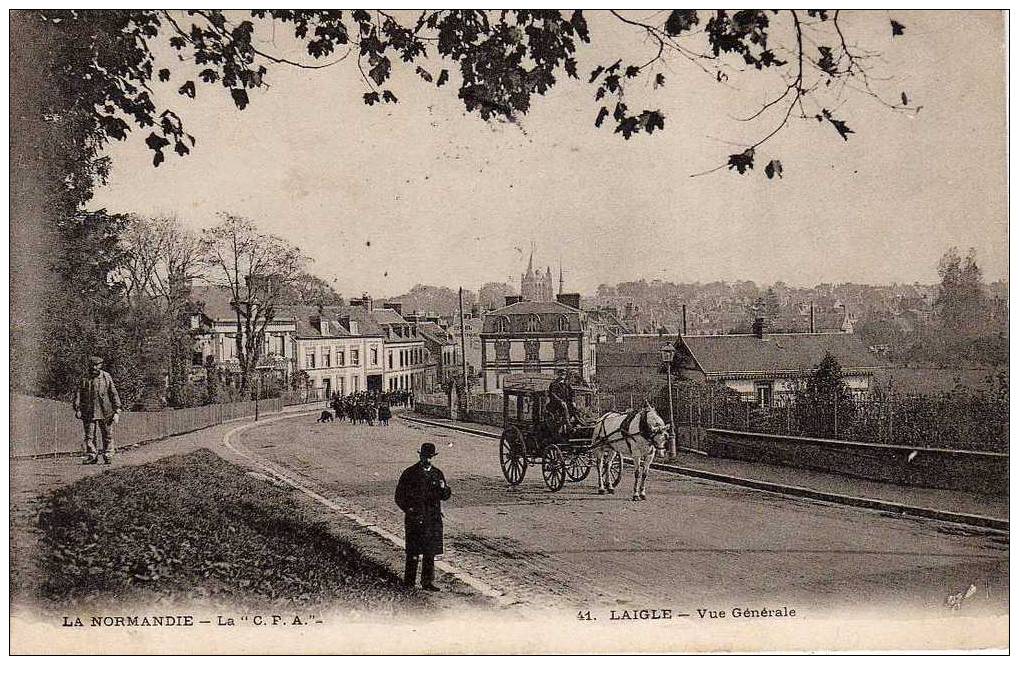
[399,412,1009,531]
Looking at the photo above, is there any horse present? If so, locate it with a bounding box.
[590,402,671,501]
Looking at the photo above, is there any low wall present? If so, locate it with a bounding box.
[11,394,282,458]
[412,401,503,428]
[703,428,1008,496]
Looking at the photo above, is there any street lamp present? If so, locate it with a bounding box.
[660,343,678,458]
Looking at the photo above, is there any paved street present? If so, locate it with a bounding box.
[234,412,1009,619]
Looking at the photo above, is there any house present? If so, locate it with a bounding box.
[190,285,298,385]
[285,306,384,396]
[480,293,596,392]
[415,320,458,387]
[449,310,484,380]
[344,296,432,392]
[672,320,886,405]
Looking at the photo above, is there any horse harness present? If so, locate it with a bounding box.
[594,409,656,452]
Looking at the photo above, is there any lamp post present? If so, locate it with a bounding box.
[660,343,678,458]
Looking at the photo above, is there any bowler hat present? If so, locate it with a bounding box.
[89,356,104,366]
[419,442,438,458]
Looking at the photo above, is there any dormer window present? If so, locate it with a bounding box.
[526,314,542,332]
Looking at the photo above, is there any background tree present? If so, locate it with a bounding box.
[279,272,345,307]
[478,282,517,310]
[202,214,308,396]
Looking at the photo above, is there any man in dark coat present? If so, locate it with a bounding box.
[73,356,122,465]
[548,369,576,432]
[394,442,452,591]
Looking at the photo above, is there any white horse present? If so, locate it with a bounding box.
[591,402,671,501]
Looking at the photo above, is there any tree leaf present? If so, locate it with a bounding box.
[178,81,196,98]
[230,88,248,110]
[157,68,170,82]
[901,91,908,106]
[415,65,432,82]
[436,69,449,87]
[764,159,783,179]
[891,20,905,36]
[381,89,398,104]
[363,91,380,106]
[727,148,755,174]
[664,9,699,36]
[595,106,608,128]
[654,73,666,89]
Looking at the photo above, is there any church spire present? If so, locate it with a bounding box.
[558,259,564,295]
[526,241,535,276]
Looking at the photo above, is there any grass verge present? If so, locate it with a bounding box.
[36,448,423,613]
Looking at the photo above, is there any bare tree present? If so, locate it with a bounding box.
[202,213,308,395]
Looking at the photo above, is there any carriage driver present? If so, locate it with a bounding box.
[548,369,577,431]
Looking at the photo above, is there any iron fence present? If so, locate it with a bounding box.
[657,385,1008,453]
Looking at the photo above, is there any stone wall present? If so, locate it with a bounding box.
[703,428,1008,496]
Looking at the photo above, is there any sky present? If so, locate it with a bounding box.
[89,10,1008,297]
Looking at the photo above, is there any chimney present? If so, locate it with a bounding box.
[383,301,403,316]
[556,293,580,309]
[809,302,815,333]
[350,294,374,311]
[752,316,765,339]
[505,295,523,306]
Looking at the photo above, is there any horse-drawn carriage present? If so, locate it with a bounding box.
[498,374,623,492]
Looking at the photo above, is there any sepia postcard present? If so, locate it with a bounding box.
[8,8,1010,654]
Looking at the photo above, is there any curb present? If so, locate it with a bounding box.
[223,414,515,605]
[400,414,1009,534]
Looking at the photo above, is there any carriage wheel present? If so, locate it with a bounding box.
[564,450,591,483]
[609,451,624,488]
[541,444,566,492]
[499,427,528,486]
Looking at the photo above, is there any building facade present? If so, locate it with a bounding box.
[480,293,595,392]
[672,328,886,405]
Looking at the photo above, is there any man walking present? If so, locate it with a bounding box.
[73,356,122,465]
[394,442,452,591]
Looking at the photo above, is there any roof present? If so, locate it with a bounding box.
[502,372,594,394]
[190,285,239,322]
[679,332,887,377]
[487,300,581,316]
[371,308,409,325]
[333,305,386,337]
[191,286,298,324]
[416,321,453,346]
[278,305,353,339]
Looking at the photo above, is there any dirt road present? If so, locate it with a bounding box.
[234,412,1008,619]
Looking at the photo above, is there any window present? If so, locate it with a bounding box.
[756,382,773,407]
[371,346,378,366]
[553,340,569,362]
[400,351,405,368]
[388,352,394,369]
[353,375,360,391]
[321,346,331,368]
[351,349,360,366]
[494,340,510,362]
[527,314,542,332]
[336,349,345,367]
[495,316,509,332]
[557,316,571,331]
[305,350,316,369]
